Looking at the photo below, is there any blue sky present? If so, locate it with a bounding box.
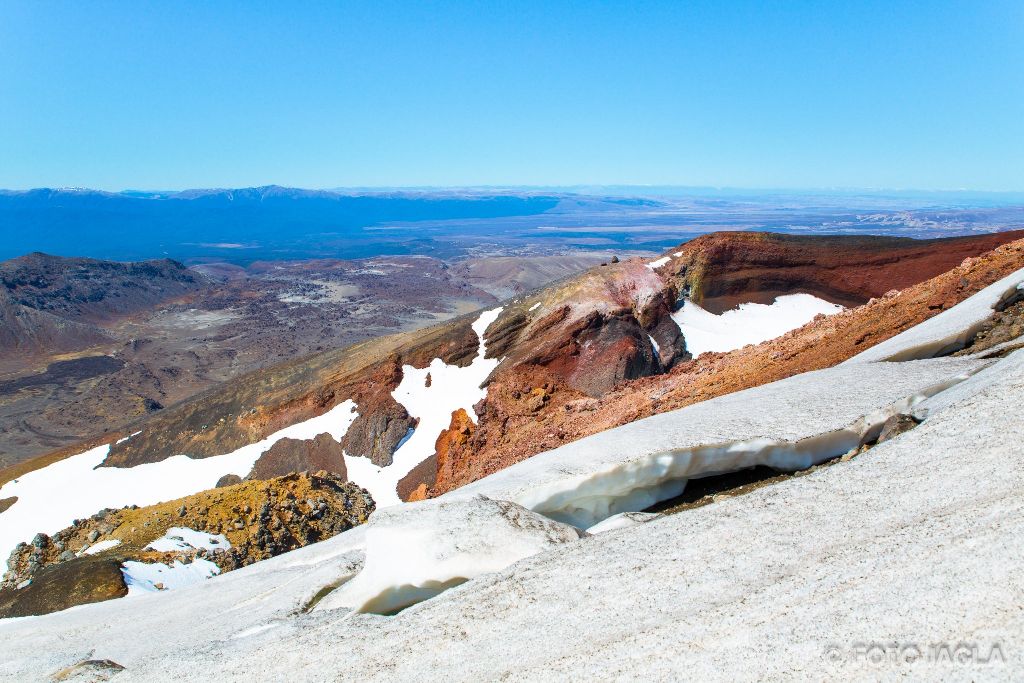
[1,1,1022,191]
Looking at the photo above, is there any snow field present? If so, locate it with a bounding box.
[672,293,843,356]
[122,559,222,596]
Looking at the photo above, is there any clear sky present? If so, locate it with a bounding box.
[1,1,1022,191]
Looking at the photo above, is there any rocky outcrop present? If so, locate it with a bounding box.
[483,258,688,398]
[428,237,1024,496]
[339,357,417,467]
[665,230,1024,313]
[0,555,128,619]
[0,472,374,617]
[247,433,348,480]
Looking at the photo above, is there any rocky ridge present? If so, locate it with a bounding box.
[423,236,1024,495]
[0,472,373,617]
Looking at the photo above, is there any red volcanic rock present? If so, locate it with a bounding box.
[485,259,688,398]
[247,433,347,480]
[397,454,437,503]
[668,230,1024,313]
[429,409,475,498]
[429,237,1024,496]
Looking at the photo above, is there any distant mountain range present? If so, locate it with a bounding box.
[3,185,1024,264]
[0,186,563,262]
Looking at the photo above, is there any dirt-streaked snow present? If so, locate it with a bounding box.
[672,293,843,356]
[845,266,1024,363]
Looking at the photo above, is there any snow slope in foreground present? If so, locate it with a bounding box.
[672,293,843,356]
[1,347,1020,679]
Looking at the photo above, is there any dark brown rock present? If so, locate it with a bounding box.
[340,399,415,467]
[248,433,348,481]
[216,474,243,488]
[876,413,922,444]
[397,454,437,502]
[0,556,128,618]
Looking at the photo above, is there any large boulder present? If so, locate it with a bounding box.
[247,433,348,480]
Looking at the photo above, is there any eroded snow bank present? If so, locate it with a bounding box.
[0,399,358,568]
[672,294,843,356]
[342,308,503,507]
[845,266,1024,364]
[315,496,583,615]
[455,357,987,528]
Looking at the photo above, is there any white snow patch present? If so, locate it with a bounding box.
[648,335,661,356]
[82,539,121,555]
[115,431,142,445]
[342,308,503,508]
[122,558,221,595]
[147,527,230,553]
[0,399,358,568]
[316,496,582,614]
[529,302,541,312]
[673,251,683,257]
[646,256,670,270]
[586,511,661,534]
[673,294,843,356]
